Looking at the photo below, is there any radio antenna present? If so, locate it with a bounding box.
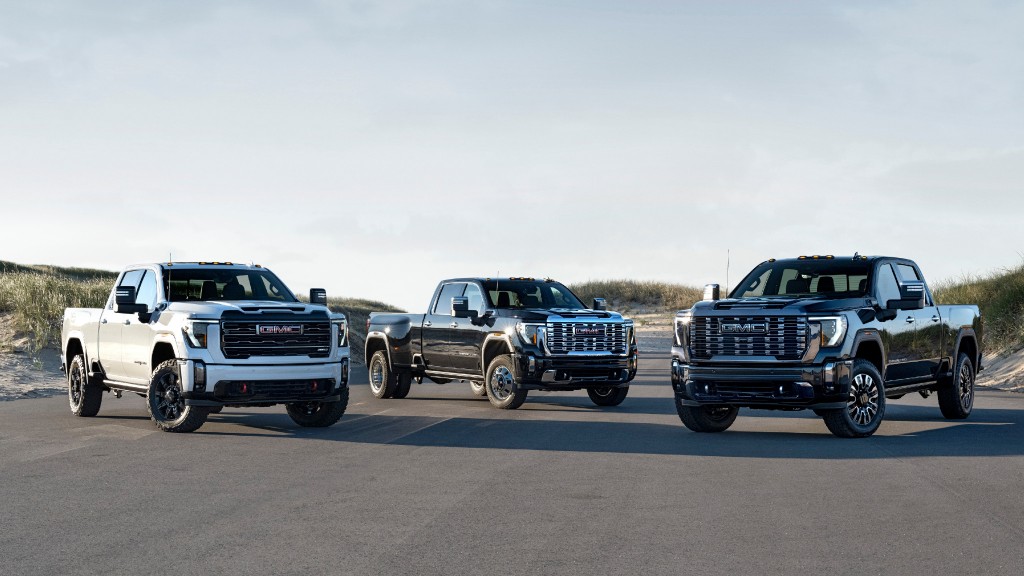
[726,249,730,295]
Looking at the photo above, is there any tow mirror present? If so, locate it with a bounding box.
[452,296,471,318]
[309,288,328,305]
[592,298,608,311]
[703,284,721,301]
[115,286,148,315]
[886,280,925,311]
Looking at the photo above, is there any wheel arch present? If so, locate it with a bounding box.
[954,330,980,370]
[364,333,391,367]
[65,337,85,372]
[851,331,885,375]
[151,341,177,372]
[481,334,515,374]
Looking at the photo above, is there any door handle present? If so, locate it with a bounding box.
[123,319,131,325]
[424,321,432,327]
[101,319,108,324]
[931,315,940,322]
[905,317,915,324]
[449,322,459,328]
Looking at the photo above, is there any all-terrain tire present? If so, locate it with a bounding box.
[469,380,487,397]
[675,398,739,432]
[821,359,886,438]
[68,354,103,417]
[937,352,974,420]
[147,360,210,433]
[587,386,629,407]
[485,355,528,410]
[392,372,412,399]
[368,351,398,399]
[286,387,349,427]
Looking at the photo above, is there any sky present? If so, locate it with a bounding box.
[1,0,1022,311]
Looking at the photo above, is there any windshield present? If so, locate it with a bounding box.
[481,280,585,309]
[163,268,297,302]
[731,260,871,299]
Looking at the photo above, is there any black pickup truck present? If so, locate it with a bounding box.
[671,255,982,438]
[366,278,638,409]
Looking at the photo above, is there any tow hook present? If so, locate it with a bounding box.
[114,390,123,399]
[918,389,931,399]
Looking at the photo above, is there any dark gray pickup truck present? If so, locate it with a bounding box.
[366,277,638,409]
[671,255,982,438]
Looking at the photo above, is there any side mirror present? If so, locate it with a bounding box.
[309,288,327,305]
[703,284,720,301]
[452,296,471,318]
[886,280,925,311]
[115,286,148,315]
[592,298,608,311]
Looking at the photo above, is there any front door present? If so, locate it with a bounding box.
[448,283,488,373]
[421,282,464,372]
[875,263,918,383]
[895,263,943,378]
[97,269,144,381]
[121,269,160,383]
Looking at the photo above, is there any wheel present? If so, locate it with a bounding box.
[485,355,528,409]
[821,359,885,438]
[587,385,629,407]
[368,351,398,399]
[147,360,209,433]
[675,398,739,432]
[937,352,975,419]
[392,372,412,399]
[286,387,349,427]
[67,354,102,417]
[469,380,487,397]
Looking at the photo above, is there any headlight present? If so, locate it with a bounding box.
[183,320,216,349]
[516,322,546,346]
[811,316,847,348]
[674,312,692,347]
[625,321,635,347]
[332,319,348,347]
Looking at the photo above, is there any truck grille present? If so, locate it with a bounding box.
[546,322,628,355]
[221,319,332,359]
[689,316,807,360]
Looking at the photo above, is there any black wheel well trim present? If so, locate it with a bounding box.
[151,341,177,371]
[364,332,392,367]
[480,334,515,373]
[851,331,886,373]
[65,337,85,371]
[953,329,979,367]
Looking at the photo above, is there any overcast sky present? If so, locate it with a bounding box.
[1,0,1021,311]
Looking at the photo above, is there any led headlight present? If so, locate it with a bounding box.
[674,312,692,347]
[516,322,546,346]
[624,321,635,347]
[332,319,348,347]
[810,316,847,348]
[183,320,217,349]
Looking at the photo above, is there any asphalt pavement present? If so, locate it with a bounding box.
[2,357,1023,576]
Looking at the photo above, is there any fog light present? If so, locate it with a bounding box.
[824,362,837,393]
[193,361,206,390]
[528,356,537,374]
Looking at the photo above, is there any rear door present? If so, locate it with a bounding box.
[422,282,464,371]
[97,269,144,381]
[448,282,488,374]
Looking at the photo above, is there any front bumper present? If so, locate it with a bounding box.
[181,358,349,406]
[513,353,638,390]
[671,356,851,410]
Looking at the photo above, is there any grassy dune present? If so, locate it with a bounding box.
[569,279,704,315]
[324,297,404,363]
[933,263,1024,352]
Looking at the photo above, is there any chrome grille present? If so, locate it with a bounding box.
[689,316,807,360]
[546,322,628,355]
[221,320,332,359]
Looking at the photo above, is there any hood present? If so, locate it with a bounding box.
[688,297,875,315]
[164,300,334,319]
[495,308,627,323]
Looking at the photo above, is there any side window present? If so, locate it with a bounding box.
[549,286,572,307]
[896,264,920,281]
[135,270,158,309]
[876,264,901,306]
[113,270,144,310]
[433,283,466,315]
[464,283,484,312]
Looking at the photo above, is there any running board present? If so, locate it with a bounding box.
[102,380,149,394]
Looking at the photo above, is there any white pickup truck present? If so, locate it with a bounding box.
[61,262,350,432]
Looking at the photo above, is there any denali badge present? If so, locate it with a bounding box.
[720,323,768,334]
[574,326,606,336]
[258,325,303,335]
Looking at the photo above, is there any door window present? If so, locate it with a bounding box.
[464,283,485,312]
[896,264,920,281]
[876,264,901,306]
[433,283,466,315]
[135,270,158,310]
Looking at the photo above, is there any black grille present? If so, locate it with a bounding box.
[220,312,331,359]
[689,316,807,360]
[547,322,628,355]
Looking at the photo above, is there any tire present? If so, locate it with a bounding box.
[937,352,975,420]
[368,351,398,399]
[587,386,629,407]
[485,355,528,409]
[67,354,102,417]
[675,398,739,432]
[821,359,886,438]
[469,380,487,397]
[392,372,412,399]
[147,360,209,433]
[286,387,349,427]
